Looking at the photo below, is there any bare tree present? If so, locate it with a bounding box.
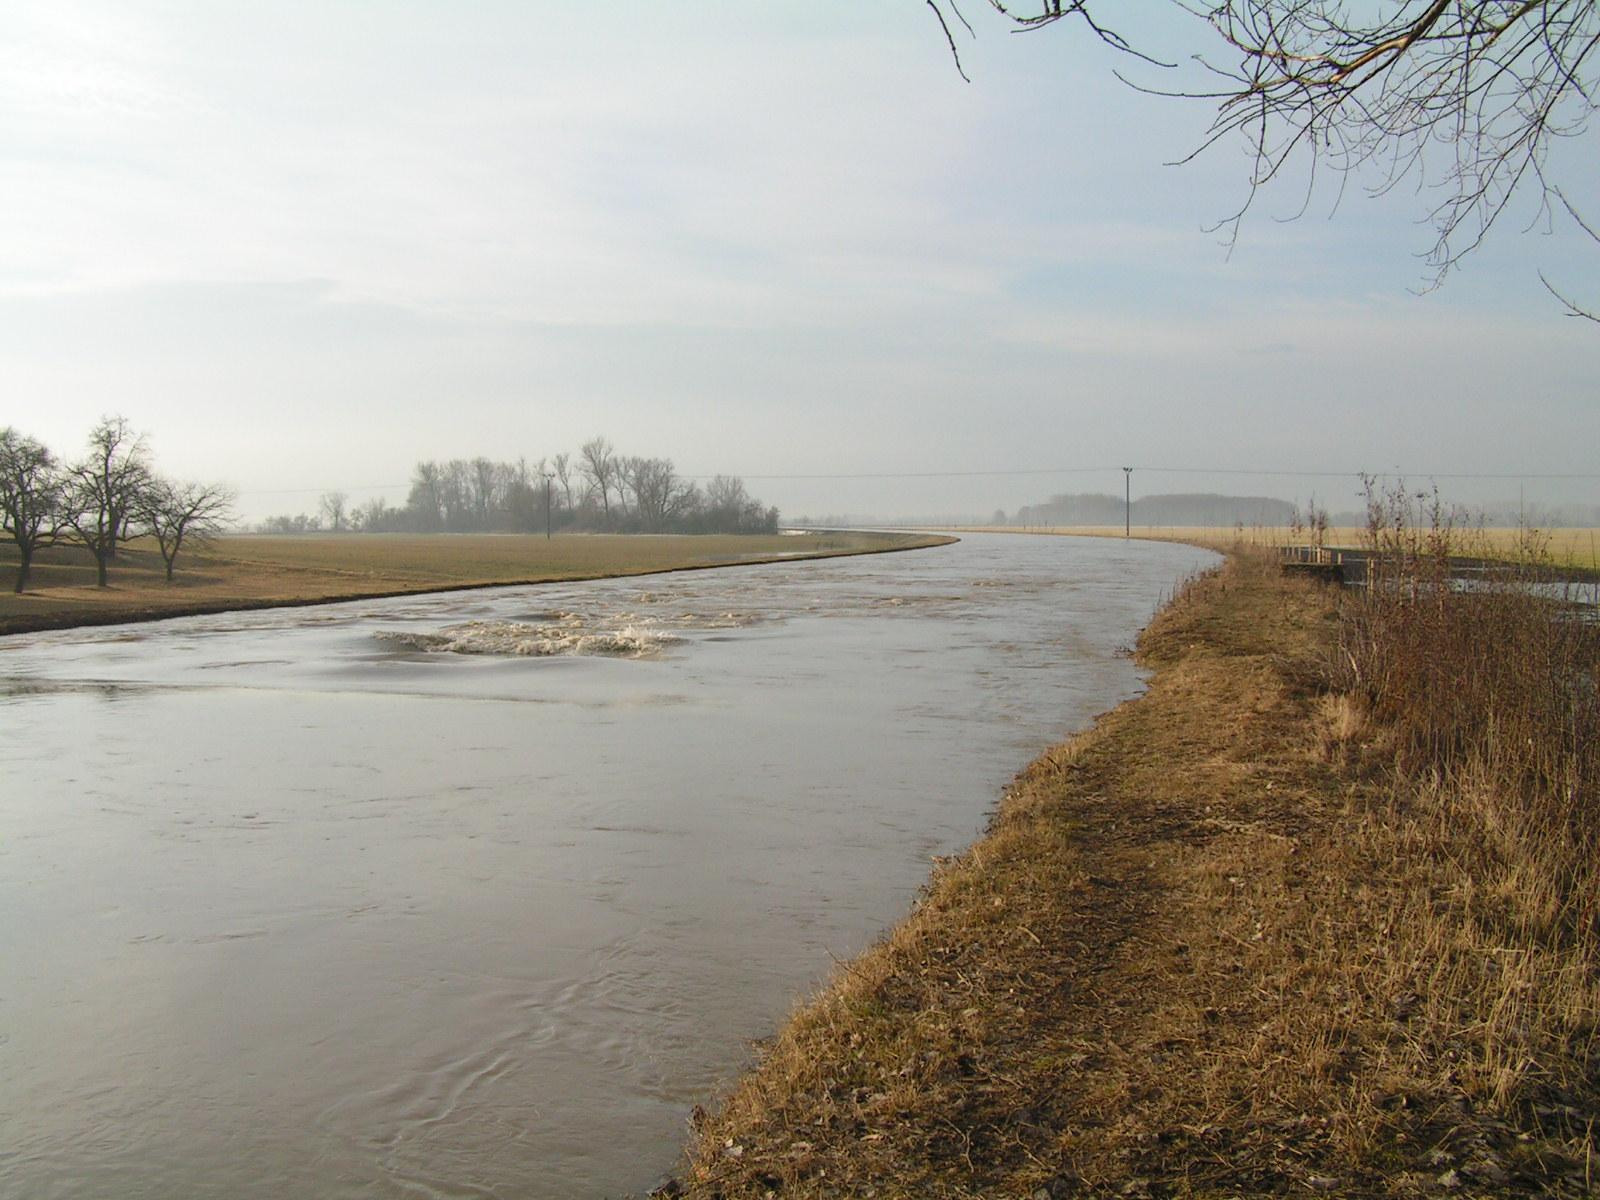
[141,479,235,582]
[504,456,546,531]
[354,496,393,531]
[941,1,1600,313]
[704,474,752,520]
[440,460,473,530]
[620,455,646,528]
[469,457,498,527]
[384,447,777,535]
[63,416,152,588]
[552,452,575,513]
[580,436,620,528]
[623,456,693,532]
[703,474,777,533]
[319,490,349,532]
[0,427,66,593]
[407,461,445,531]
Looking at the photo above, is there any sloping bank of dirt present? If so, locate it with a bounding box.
[670,554,1595,1198]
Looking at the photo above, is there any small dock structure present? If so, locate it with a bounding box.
[1279,544,1346,583]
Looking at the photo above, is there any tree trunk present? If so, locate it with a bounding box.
[95,548,108,587]
[13,549,29,594]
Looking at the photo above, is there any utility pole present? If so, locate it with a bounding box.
[1123,467,1132,538]
[543,473,555,540]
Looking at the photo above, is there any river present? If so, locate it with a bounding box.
[0,532,1216,1199]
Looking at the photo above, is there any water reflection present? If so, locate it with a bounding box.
[0,533,1215,1199]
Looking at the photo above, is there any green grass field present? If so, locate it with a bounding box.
[0,530,951,635]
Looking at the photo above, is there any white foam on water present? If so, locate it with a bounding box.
[376,619,679,659]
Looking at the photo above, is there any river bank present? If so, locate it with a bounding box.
[671,552,1597,1198]
[0,530,951,636]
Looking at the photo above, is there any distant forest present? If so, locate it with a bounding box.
[260,437,778,536]
[1010,492,1297,528]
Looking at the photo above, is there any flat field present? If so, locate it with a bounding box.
[0,530,949,636]
[973,524,1600,569]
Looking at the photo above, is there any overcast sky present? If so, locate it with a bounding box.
[4,1,1597,522]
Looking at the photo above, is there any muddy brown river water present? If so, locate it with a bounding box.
[0,533,1215,1198]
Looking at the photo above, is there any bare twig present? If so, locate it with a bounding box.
[927,0,972,82]
[929,2,1599,309]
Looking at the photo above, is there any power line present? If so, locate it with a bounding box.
[726,467,1600,482]
[1132,467,1600,481]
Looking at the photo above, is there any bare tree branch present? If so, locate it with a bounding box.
[933,2,1599,315]
[927,0,973,82]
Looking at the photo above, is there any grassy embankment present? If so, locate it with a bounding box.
[675,539,1597,1196]
[963,526,1600,572]
[0,531,951,636]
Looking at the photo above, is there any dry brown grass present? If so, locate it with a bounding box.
[672,549,1598,1198]
[0,531,950,635]
[206,531,913,580]
[959,526,1600,571]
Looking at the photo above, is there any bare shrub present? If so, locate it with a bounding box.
[1333,478,1600,1119]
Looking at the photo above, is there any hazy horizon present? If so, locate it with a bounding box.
[5,3,1597,524]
